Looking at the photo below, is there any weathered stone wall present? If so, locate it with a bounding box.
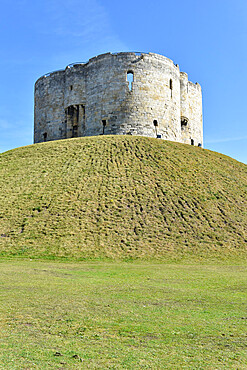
[34,52,203,146]
[180,72,203,146]
[34,71,65,142]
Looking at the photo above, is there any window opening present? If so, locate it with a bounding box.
[70,85,73,91]
[72,125,78,136]
[102,120,106,135]
[153,120,158,137]
[191,139,194,146]
[65,105,83,138]
[169,79,173,98]
[127,71,134,91]
[81,105,85,118]
[76,105,79,124]
[81,105,86,132]
[181,117,188,129]
[43,132,47,142]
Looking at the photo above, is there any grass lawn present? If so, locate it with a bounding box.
[0,260,246,369]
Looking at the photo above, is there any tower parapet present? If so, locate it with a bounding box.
[34,52,203,146]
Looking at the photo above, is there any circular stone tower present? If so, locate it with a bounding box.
[34,52,203,146]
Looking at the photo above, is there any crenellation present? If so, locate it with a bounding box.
[34,52,203,146]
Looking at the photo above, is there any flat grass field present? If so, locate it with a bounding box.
[0,260,246,369]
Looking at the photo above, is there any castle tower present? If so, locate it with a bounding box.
[34,52,203,146]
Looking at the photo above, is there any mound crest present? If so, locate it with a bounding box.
[0,136,246,259]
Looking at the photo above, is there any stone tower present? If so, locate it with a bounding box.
[34,52,203,146]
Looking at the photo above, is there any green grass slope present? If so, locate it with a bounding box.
[0,136,246,259]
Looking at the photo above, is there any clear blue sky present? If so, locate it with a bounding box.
[0,0,246,163]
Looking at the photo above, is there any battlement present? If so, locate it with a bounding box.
[34,52,203,146]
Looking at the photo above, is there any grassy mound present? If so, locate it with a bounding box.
[0,136,246,259]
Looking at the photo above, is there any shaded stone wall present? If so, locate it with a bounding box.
[34,52,203,146]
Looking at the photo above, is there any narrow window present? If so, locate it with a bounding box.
[127,71,134,91]
[76,104,79,124]
[81,105,85,118]
[153,120,158,136]
[102,120,106,135]
[191,139,194,146]
[43,132,47,142]
[72,125,78,137]
[70,85,73,91]
[81,105,86,132]
[169,79,173,98]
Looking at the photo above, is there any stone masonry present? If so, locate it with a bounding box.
[34,52,203,146]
